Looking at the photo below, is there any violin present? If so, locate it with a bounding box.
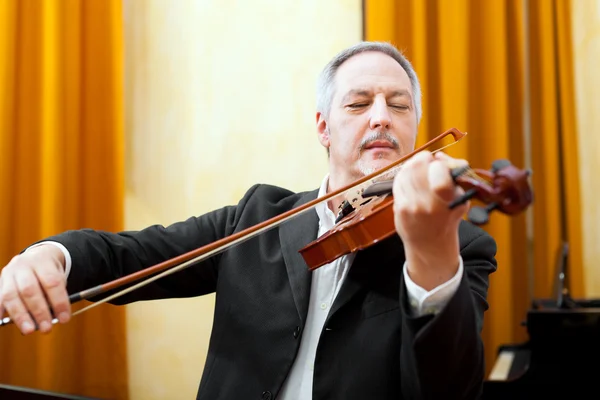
[0,127,534,328]
[299,159,533,270]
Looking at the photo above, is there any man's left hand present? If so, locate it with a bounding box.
[392,151,469,290]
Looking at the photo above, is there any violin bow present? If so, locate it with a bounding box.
[0,128,467,328]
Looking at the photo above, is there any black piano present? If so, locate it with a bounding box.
[0,384,99,400]
[483,243,600,399]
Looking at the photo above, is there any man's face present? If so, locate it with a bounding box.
[317,51,418,188]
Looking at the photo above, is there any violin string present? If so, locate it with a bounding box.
[339,131,469,207]
[465,168,489,183]
[361,144,469,186]
[453,165,489,184]
[342,163,488,209]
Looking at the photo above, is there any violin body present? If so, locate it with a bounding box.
[300,194,397,271]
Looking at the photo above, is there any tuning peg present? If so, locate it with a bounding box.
[467,202,499,225]
[491,159,511,173]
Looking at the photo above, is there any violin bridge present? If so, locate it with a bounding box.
[335,199,356,223]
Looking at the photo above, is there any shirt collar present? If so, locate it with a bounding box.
[315,174,337,233]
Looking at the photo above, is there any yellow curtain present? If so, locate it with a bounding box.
[365,0,583,376]
[528,0,584,299]
[0,1,128,399]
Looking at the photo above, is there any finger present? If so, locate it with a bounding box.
[393,163,419,208]
[403,151,434,198]
[34,265,71,324]
[14,268,54,333]
[430,161,471,217]
[434,151,469,170]
[406,150,434,168]
[429,159,460,204]
[2,274,36,334]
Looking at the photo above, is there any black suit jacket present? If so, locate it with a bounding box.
[45,184,497,400]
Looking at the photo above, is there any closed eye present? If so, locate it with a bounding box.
[347,103,369,109]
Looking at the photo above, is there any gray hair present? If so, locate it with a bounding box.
[316,41,422,124]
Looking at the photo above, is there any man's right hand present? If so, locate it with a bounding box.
[0,244,70,335]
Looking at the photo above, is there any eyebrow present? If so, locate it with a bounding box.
[341,89,412,103]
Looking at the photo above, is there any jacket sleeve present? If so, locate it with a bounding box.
[35,185,261,305]
[399,231,497,399]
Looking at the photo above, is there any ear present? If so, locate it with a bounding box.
[316,111,330,149]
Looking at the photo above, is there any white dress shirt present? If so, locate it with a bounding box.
[28,175,464,399]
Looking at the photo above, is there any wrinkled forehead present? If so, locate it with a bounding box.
[333,52,412,101]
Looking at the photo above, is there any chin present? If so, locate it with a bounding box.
[357,160,391,177]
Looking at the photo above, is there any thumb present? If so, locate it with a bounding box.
[433,151,469,168]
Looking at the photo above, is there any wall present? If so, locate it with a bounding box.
[122,1,362,399]
[571,0,600,297]
[121,1,600,398]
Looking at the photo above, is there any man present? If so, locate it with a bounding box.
[0,42,497,399]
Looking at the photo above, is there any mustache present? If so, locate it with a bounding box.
[358,131,400,152]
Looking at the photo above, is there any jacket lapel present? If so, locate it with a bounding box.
[279,189,320,323]
[327,235,405,323]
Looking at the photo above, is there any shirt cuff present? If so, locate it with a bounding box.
[403,256,464,317]
[25,241,73,278]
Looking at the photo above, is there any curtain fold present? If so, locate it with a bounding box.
[365,0,583,376]
[0,1,128,398]
[528,0,584,299]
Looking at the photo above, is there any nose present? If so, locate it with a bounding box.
[369,97,392,131]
